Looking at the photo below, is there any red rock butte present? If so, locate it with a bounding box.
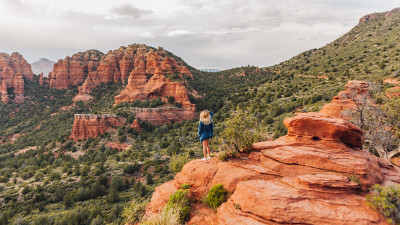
[69,114,125,141]
[144,112,400,224]
[0,52,33,103]
[48,49,103,90]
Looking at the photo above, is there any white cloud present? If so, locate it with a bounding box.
[0,0,399,69]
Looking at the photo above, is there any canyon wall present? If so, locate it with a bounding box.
[0,52,33,103]
[48,49,103,90]
[69,114,124,141]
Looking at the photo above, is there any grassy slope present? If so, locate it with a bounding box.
[273,9,400,81]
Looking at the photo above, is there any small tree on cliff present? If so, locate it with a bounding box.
[346,85,400,161]
[216,107,261,153]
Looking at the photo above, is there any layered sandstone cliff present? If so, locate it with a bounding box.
[48,50,103,90]
[114,67,195,110]
[69,114,125,140]
[0,52,33,103]
[133,107,197,126]
[73,44,193,103]
[144,112,399,224]
[320,80,370,118]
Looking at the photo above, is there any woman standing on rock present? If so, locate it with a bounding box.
[198,110,214,161]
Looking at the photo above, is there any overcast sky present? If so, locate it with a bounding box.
[0,0,399,69]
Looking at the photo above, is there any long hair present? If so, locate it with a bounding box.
[200,110,212,125]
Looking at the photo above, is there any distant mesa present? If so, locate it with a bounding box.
[31,58,55,76]
[0,52,33,104]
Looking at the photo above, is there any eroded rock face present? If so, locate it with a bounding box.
[0,52,33,103]
[115,67,195,110]
[133,107,197,126]
[49,50,103,90]
[69,114,124,140]
[145,112,398,224]
[320,80,370,119]
[130,118,141,132]
[73,44,193,105]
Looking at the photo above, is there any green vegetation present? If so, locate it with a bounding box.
[368,184,400,224]
[180,183,191,190]
[274,10,400,82]
[165,189,190,223]
[170,152,191,174]
[205,184,227,208]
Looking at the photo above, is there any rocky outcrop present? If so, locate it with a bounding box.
[0,52,33,103]
[145,112,399,224]
[115,67,195,110]
[49,50,103,90]
[70,114,124,141]
[320,80,370,118]
[73,44,193,104]
[133,107,197,126]
[131,118,141,132]
[38,73,44,86]
[13,73,25,103]
[0,80,9,104]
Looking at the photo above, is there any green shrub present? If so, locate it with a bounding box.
[122,199,147,224]
[140,205,181,225]
[218,107,261,152]
[367,184,400,224]
[205,184,227,208]
[170,152,190,174]
[180,183,191,190]
[218,150,229,161]
[165,189,190,223]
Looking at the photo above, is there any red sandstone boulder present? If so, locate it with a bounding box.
[320,80,370,119]
[70,114,124,140]
[144,112,399,224]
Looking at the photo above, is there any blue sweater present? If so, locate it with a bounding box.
[198,111,214,142]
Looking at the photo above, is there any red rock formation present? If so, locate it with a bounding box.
[131,118,141,132]
[0,80,9,103]
[39,73,44,86]
[115,67,195,110]
[145,112,399,224]
[9,53,33,80]
[320,80,370,118]
[133,107,197,126]
[73,44,193,105]
[0,52,32,103]
[70,114,124,141]
[49,50,103,90]
[13,73,24,103]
